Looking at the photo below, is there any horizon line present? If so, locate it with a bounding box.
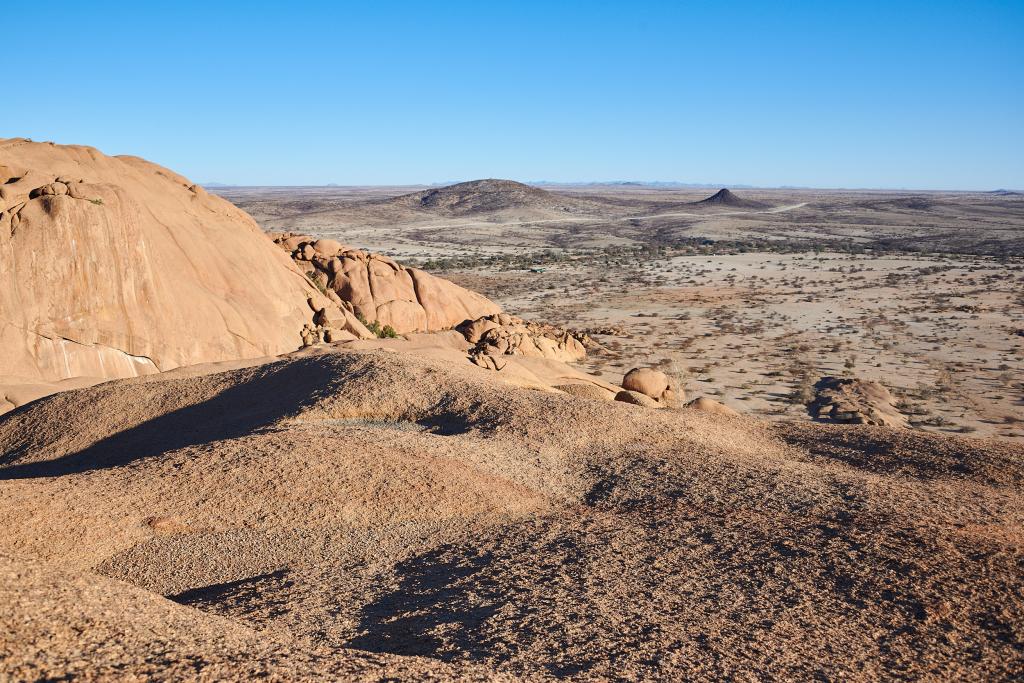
[202,180,1023,194]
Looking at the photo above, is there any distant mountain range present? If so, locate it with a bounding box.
[205,179,1022,193]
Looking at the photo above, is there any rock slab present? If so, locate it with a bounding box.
[0,138,362,385]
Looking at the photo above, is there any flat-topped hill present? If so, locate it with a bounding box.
[388,178,590,216]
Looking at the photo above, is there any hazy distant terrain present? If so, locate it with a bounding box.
[216,182,1024,258]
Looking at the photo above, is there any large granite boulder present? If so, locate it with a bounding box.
[0,138,369,387]
[270,232,501,334]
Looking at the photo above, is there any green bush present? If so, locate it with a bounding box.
[355,311,399,339]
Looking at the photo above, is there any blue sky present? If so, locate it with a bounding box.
[4,1,1023,189]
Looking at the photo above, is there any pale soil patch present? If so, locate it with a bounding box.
[450,252,1024,440]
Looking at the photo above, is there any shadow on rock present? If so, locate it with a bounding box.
[0,358,336,479]
[348,546,502,662]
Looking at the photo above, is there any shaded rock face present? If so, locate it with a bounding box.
[272,232,501,334]
[457,313,588,367]
[809,376,907,427]
[614,389,663,408]
[0,139,349,384]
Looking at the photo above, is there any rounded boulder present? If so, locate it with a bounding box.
[621,368,676,403]
[685,397,739,417]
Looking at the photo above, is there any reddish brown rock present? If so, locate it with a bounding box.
[273,233,501,334]
[458,314,587,365]
[0,138,370,387]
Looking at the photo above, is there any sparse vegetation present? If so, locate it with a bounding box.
[225,182,1024,441]
[356,312,398,338]
[307,271,330,296]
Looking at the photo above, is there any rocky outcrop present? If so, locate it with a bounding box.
[0,139,366,386]
[694,188,769,209]
[2,348,1020,680]
[808,376,906,427]
[457,313,588,368]
[271,232,501,334]
[621,368,679,405]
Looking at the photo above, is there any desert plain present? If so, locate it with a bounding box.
[220,181,1024,440]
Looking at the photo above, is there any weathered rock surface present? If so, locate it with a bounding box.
[0,139,367,389]
[555,383,616,401]
[271,232,501,334]
[458,313,588,367]
[0,552,485,681]
[808,376,907,427]
[1,346,1021,681]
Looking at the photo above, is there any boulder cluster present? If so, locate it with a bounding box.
[809,376,906,427]
[453,322,740,416]
[458,313,588,368]
[271,233,501,335]
[299,296,372,347]
[610,367,738,415]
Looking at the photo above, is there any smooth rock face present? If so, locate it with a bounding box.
[621,368,678,404]
[0,138,365,385]
[271,232,501,334]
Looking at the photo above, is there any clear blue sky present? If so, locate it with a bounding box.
[5,1,1023,189]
